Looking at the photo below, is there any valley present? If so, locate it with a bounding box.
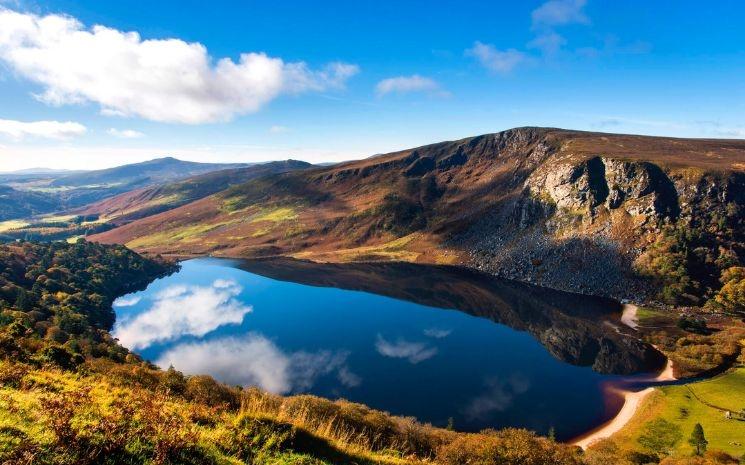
[1,127,743,465]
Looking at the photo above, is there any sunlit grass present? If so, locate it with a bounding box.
[250,207,298,224]
[0,220,29,232]
[612,368,745,457]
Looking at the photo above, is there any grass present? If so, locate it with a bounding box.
[635,306,662,322]
[293,234,422,263]
[611,368,745,457]
[0,362,433,465]
[250,207,299,224]
[126,221,239,248]
[39,214,77,223]
[0,220,29,232]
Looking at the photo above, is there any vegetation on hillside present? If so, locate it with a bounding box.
[0,241,741,465]
[635,198,743,309]
[0,240,175,365]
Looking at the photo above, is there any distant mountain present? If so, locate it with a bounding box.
[0,167,83,175]
[77,160,314,225]
[0,168,86,184]
[50,157,249,188]
[0,157,266,221]
[91,127,745,306]
[0,185,60,221]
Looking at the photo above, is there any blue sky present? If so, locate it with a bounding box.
[0,0,743,170]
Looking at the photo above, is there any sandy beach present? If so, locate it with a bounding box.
[620,304,639,330]
[572,357,676,449]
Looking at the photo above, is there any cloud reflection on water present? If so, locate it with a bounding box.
[155,333,357,394]
[112,295,141,307]
[375,334,438,364]
[113,279,252,350]
[463,374,531,421]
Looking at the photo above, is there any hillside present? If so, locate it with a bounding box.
[76,160,313,226]
[0,157,262,223]
[49,157,249,188]
[0,185,60,221]
[90,127,745,307]
[0,241,601,465]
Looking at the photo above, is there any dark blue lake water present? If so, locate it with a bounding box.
[113,258,656,440]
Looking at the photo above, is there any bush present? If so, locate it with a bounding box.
[436,428,582,465]
[185,375,239,408]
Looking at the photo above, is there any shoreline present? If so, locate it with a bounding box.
[620,303,639,330]
[571,356,676,449]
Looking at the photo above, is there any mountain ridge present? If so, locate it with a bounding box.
[89,127,745,306]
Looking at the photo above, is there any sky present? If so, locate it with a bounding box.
[0,0,743,171]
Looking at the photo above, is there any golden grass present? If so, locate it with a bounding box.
[0,220,29,232]
[293,234,422,263]
[250,207,299,224]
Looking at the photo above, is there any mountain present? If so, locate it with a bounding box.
[0,157,257,219]
[0,185,60,221]
[50,156,249,188]
[90,127,745,305]
[76,160,314,225]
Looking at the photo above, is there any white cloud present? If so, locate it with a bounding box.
[423,328,452,339]
[269,125,289,134]
[155,333,351,394]
[375,75,441,97]
[531,0,588,29]
[107,128,144,139]
[527,32,567,55]
[463,374,531,420]
[0,118,86,140]
[465,42,526,74]
[337,365,362,388]
[0,8,359,124]
[375,334,437,364]
[113,279,252,350]
[112,295,141,307]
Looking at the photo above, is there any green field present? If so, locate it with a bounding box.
[614,368,745,457]
[0,220,30,232]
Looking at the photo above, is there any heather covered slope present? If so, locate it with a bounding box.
[75,160,313,226]
[91,127,745,306]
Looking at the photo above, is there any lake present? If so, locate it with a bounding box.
[112,257,666,440]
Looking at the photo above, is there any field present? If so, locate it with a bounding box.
[611,368,745,457]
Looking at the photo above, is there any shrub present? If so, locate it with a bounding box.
[185,375,239,408]
[436,428,582,465]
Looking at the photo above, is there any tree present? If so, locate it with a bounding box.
[14,289,31,311]
[638,419,682,457]
[687,423,708,455]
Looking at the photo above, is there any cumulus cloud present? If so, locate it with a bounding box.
[112,295,141,307]
[0,8,359,124]
[375,334,437,364]
[463,374,531,420]
[423,328,452,339]
[0,118,86,140]
[375,75,441,97]
[113,280,252,350]
[155,333,352,394]
[465,42,526,74]
[107,128,144,139]
[531,0,588,29]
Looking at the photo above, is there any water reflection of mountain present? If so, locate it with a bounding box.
[236,258,666,375]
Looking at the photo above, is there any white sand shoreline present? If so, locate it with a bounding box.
[571,356,676,449]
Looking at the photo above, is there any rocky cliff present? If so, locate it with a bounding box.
[90,127,745,306]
